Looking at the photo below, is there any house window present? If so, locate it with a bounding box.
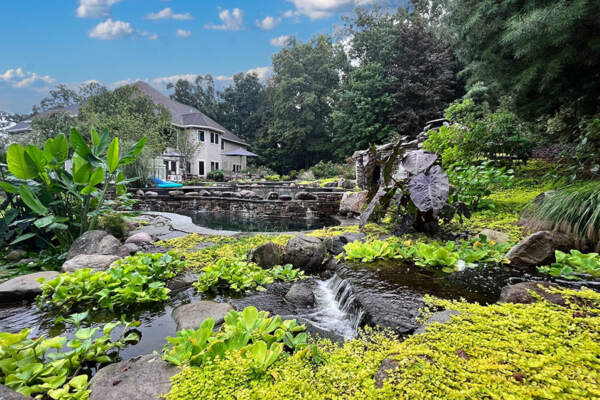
[221,140,225,150]
[215,134,219,144]
[186,162,191,174]
[199,161,204,176]
[215,162,219,170]
[210,132,215,143]
[198,131,205,142]
[210,161,215,171]
[165,160,177,173]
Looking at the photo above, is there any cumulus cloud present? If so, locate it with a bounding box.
[152,74,198,86]
[147,8,193,20]
[76,0,121,18]
[256,16,280,30]
[176,29,192,38]
[205,8,244,31]
[269,35,291,47]
[286,0,374,19]
[246,66,273,80]
[0,67,55,89]
[89,19,134,39]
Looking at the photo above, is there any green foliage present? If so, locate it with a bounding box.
[538,250,600,280]
[193,258,305,294]
[0,312,140,399]
[263,174,281,182]
[206,169,225,182]
[559,117,600,180]
[0,128,145,250]
[310,160,354,179]
[447,162,514,210]
[167,287,600,399]
[162,306,307,373]
[97,213,128,239]
[38,252,184,311]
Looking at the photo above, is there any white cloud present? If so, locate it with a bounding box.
[76,0,121,18]
[286,0,374,19]
[147,8,193,20]
[269,35,290,47]
[0,67,55,88]
[205,8,244,31]
[256,16,280,30]
[89,19,134,39]
[246,66,273,80]
[176,29,192,38]
[152,74,198,86]
[283,10,296,18]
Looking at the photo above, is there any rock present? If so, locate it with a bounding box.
[122,242,141,255]
[0,271,60,302]
[266,192,279,200]
[168,190,184,197]
[295,191,317,201]
[279,195,292,201]
[221,191,241,198]
[475,229,510,244]
[61,254,120,273]
[324,236,346,256]
[506,231,573,266]
[172,301,234,331]
[499,281,566,306]
[97,234,122,255]
[249,242,284,268]
[5,249,27,262]
[413,310,460,335]
[338,178,356,189]
[374,356,400,389]
[339,191,368,217]
[136,189,145,197]
[199,190,211,197]
[212,191,222,197]
[0,385,32,399]
[325,256,340,271]
[66,230,111,260]
[285,235,326,274]
[184,191,201,197]
[166,271,200,292]
[285,279,316,307]
[145,191,159,197]
[89,354,177,400]
[240,190,260,199]
[323,181,338,188]
[125,232,153,246]
[340,232,366,243]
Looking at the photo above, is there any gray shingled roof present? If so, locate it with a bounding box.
[133,81,248,146]
[6,120,31,133]
[6,104,80,134]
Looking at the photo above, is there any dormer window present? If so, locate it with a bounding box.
[215,134,219,144]
[198,130,205,142]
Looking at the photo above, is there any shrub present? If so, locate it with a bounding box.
[310,161,354,179]
[206,169,225,182]
[559,117,600,180]
[264,174,281,181]
[98,213,128,239]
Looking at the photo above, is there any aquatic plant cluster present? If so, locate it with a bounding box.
[166,287,600,399]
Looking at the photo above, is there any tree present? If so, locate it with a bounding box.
[444,0,600,120]
[37,83,81,112]
[167,75,221,121]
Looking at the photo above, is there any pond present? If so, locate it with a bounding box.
[187,211,341,232]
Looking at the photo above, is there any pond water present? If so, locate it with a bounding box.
[187,211,340,232]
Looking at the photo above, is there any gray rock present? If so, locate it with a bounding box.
[266,192,279,200]
[279,195,292,201]
[413,310,460,335]
[116,245,131,258]
[126,232,153,246]
[339,178,356,189]
[61,254,120,273]
[323,181,338,188]
[221,191,241,198]
[324,236,346,255]
[374,356,400,388]
[0,271,60,302]
[295,191,317,201]
[285,279,317,307]
[292,317,344,344]
[285,235,326,274]
[172,301,233,331]
[166,271,200,292]
[475,229,510,244]
[212,191,222,197]
[507,231,573,266]
[66,230,111,260]
[136,189,144,197]
[340,232,366,243]
[168,190,185,196]
[89,354,177,400]
[184,191,201,197]
[0,385,32,399]
[499,281,566,306]
[240,190,260,199]
[5,249,27,262]
[249,242,284,268]
[122,242,141,254]
[145,191,159,197]
[97,234,122,255]
[199,190,211,197]
[339,191,368,217]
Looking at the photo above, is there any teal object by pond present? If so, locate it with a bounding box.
[153,176,183,188]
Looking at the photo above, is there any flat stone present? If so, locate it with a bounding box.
[339,191,368,217]
[66,230,111,260]
[125,232,153,245]
[172,301,234,331]
[285,279,316,307]
[168,190,184,196]
[323,181,338,188]
[97,234,122,255]
[184,191,201,197]
[145,191,159,197]
[374,355,400,388]
[279,195,292,201]
[61,254,120,273]
[249,242,284,268]
[0,271,60,302]
[199,190,211,197]
[475,229,510,244]
[499,281,566,306]
[136,189,145,197]
[240,190,259,199]
[0,385,32,399]
[507,231,573,266]
[285,235,326,274]
[413,310,460,335]
[295,191,317,200]
[5,249,28,262]
[166,271,200,292]
[89,354,177,400]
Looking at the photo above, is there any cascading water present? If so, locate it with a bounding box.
[299,274,365,339]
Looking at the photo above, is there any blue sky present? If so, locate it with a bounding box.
[0,0,369,113]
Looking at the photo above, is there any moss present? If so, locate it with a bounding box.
[166,287,600,399]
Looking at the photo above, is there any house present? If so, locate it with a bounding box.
[4,103,80,146]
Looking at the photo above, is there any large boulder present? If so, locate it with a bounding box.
[324,233,366,256]
[413,310,460,335]
[295,191,317,201]
[338,178,356,189]
[285,279,317,308]
[61,254,120,273]
[0,385,32,399]
[4,249,27,262]
[125,232,153,246]
[66,230,111,260]
[97,234,122,255]
[249,242,284,268]
[506,231,573,266]
[476,229,510,245]
[499,281,566,306]
[172,301,233,331]
[89,354,177,400]
[0,271,60,302]
[166,271,200,292]
[285,235,326,274]
[339,191,368,217]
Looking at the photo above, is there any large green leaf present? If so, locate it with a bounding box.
[25,145,47,171]
[0,181,18,193]
[7,143,39,180]
[70,128,91,159]
[107,138,119,173]
[18,185,48,215]
[72,154,93,184]
[96,129,111,156]
[88,167,105,187]
[10,232,37,245]
[44,134,69,164]
[119,137,147,166]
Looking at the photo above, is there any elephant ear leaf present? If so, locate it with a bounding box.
[18,185,48,215]
[408,165,449,215]
[7,143,40,180]
[401,150,438,176]
[119,137,147,166]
